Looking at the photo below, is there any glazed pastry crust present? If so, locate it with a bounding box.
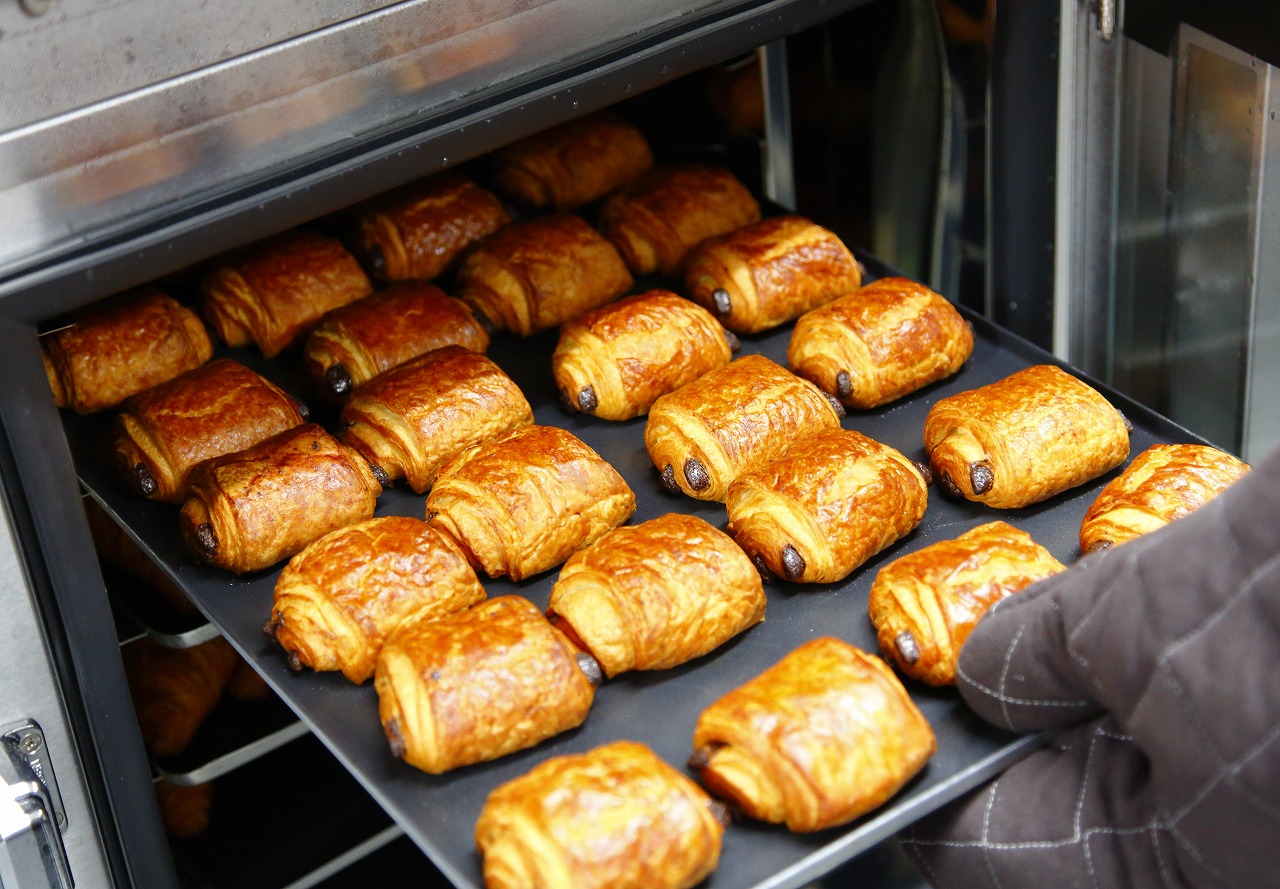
[425,425,635,581]
[923,364,1131,509]
[42,288,213,414]
[113,359,306,503]
[547,513,765,677]
[201,228,373,358]
[179,423,382,574]
[643,353,843,502]
[552,290,734,421]
[1079,443,1250,554]
[599,163,762,277]
[868,520,1066,685]
[684,215,862,334]
[340,345,534,493]
[690,636,935,832]
[491,111,654,211]
[726,429,929,584]
[455,214,633,336]
[269,516,486,683]
[304,281,490,401]
[476,740,725,889]
[787,276,974,408]
[123,635,238,758]
[374,595,596,774]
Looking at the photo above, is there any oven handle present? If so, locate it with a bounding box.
[0,721,73,889]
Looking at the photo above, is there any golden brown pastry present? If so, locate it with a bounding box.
[683,215,863,334]
[598,162,762,277]
[867,520,1067,685]
[787,276,974,408]
[476,740,727,889]
[491,111,655,211]
[339,345,534,493]
[178,424,382,574]
[224,655,273,702]
[425,425,636,581]
[454,214,633,336]
[303,280,490,401]
[41,288,213,414]
[1078,443,1250,554]
[643,353,844,502]
[551,289,736,420]
[123,635,238,758]
[547,513,765,678]
[154,779,214,840]
[200,228,373,358]
[84,497,195,613]
[689,636,935,832]
[354,173,510,284]
[113,359,307,503]
[266,516,486,683]
[923,364,1131,509]
[726,429,929,584]
[375,595,599,774]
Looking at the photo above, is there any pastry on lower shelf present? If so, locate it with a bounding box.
[643,353,844,502]
[178,424,382,574]
[353,172,510,283]
[923,363,1131,509]
[123,635,238,759]
[339,345,534,493]
[84,497,195,613]
[1078,442,1250,554]
[726,429,929,584]
[266,516,486,683]
[598,162,762,277]
[155,779,214,840]
[200,228,373,358]
[476,739,728,889]
[426,425,635,581]
[547,513,765,678]
[224,654,273,703]
[787,276,974,409]
[867,520,1066,685]
[454,214,633,336]
[303,281,491,401]
[113,359,307,503]
[490,111,654,211]
[689,636,935,832]
[551,289,736,421]
[42,288,213,414]
[683,215,863,334]
[375,595,600,774]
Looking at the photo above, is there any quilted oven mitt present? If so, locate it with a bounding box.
[900,443,1280,888]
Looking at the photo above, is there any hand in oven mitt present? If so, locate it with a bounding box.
[899,443,1280,889]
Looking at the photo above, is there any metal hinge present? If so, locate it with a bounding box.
[1095,0,1116,41]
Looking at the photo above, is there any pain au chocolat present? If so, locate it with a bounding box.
[923,363,1130,509]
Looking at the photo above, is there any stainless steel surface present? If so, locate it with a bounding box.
[760,39,796,210]
[1243,64,1280,462]
[153,719,309,787]
[0,723,71,888]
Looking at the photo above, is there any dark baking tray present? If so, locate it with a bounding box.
[63,252,1204,889]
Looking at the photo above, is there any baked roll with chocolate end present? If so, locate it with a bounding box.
[684,215,862,334]
[599,162,762,277]
[113,359,307,503]
[643,353,844,502]
[354,173,510,283]
[867,520,1066,686]
[552,289,735,421]
[375,595,599,774]
[455,214,633,337]
[690,636,935,832]
[339,345,534,494]
[726,429,929,584]
[547,513,765,678]
[304,281,490,401]
[201,228,373,358]
[42,288,213,414]
[123,635,238,758]
[425,425,635,581]
[476,740,727,889]
[490,111,654,211]
[1078,443,1250,554]
[787,276,974,409]
[179,424,382,574]
[267,516,486,683]
[923,364,1131,509]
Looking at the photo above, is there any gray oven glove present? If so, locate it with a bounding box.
[898,443,1280,889]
